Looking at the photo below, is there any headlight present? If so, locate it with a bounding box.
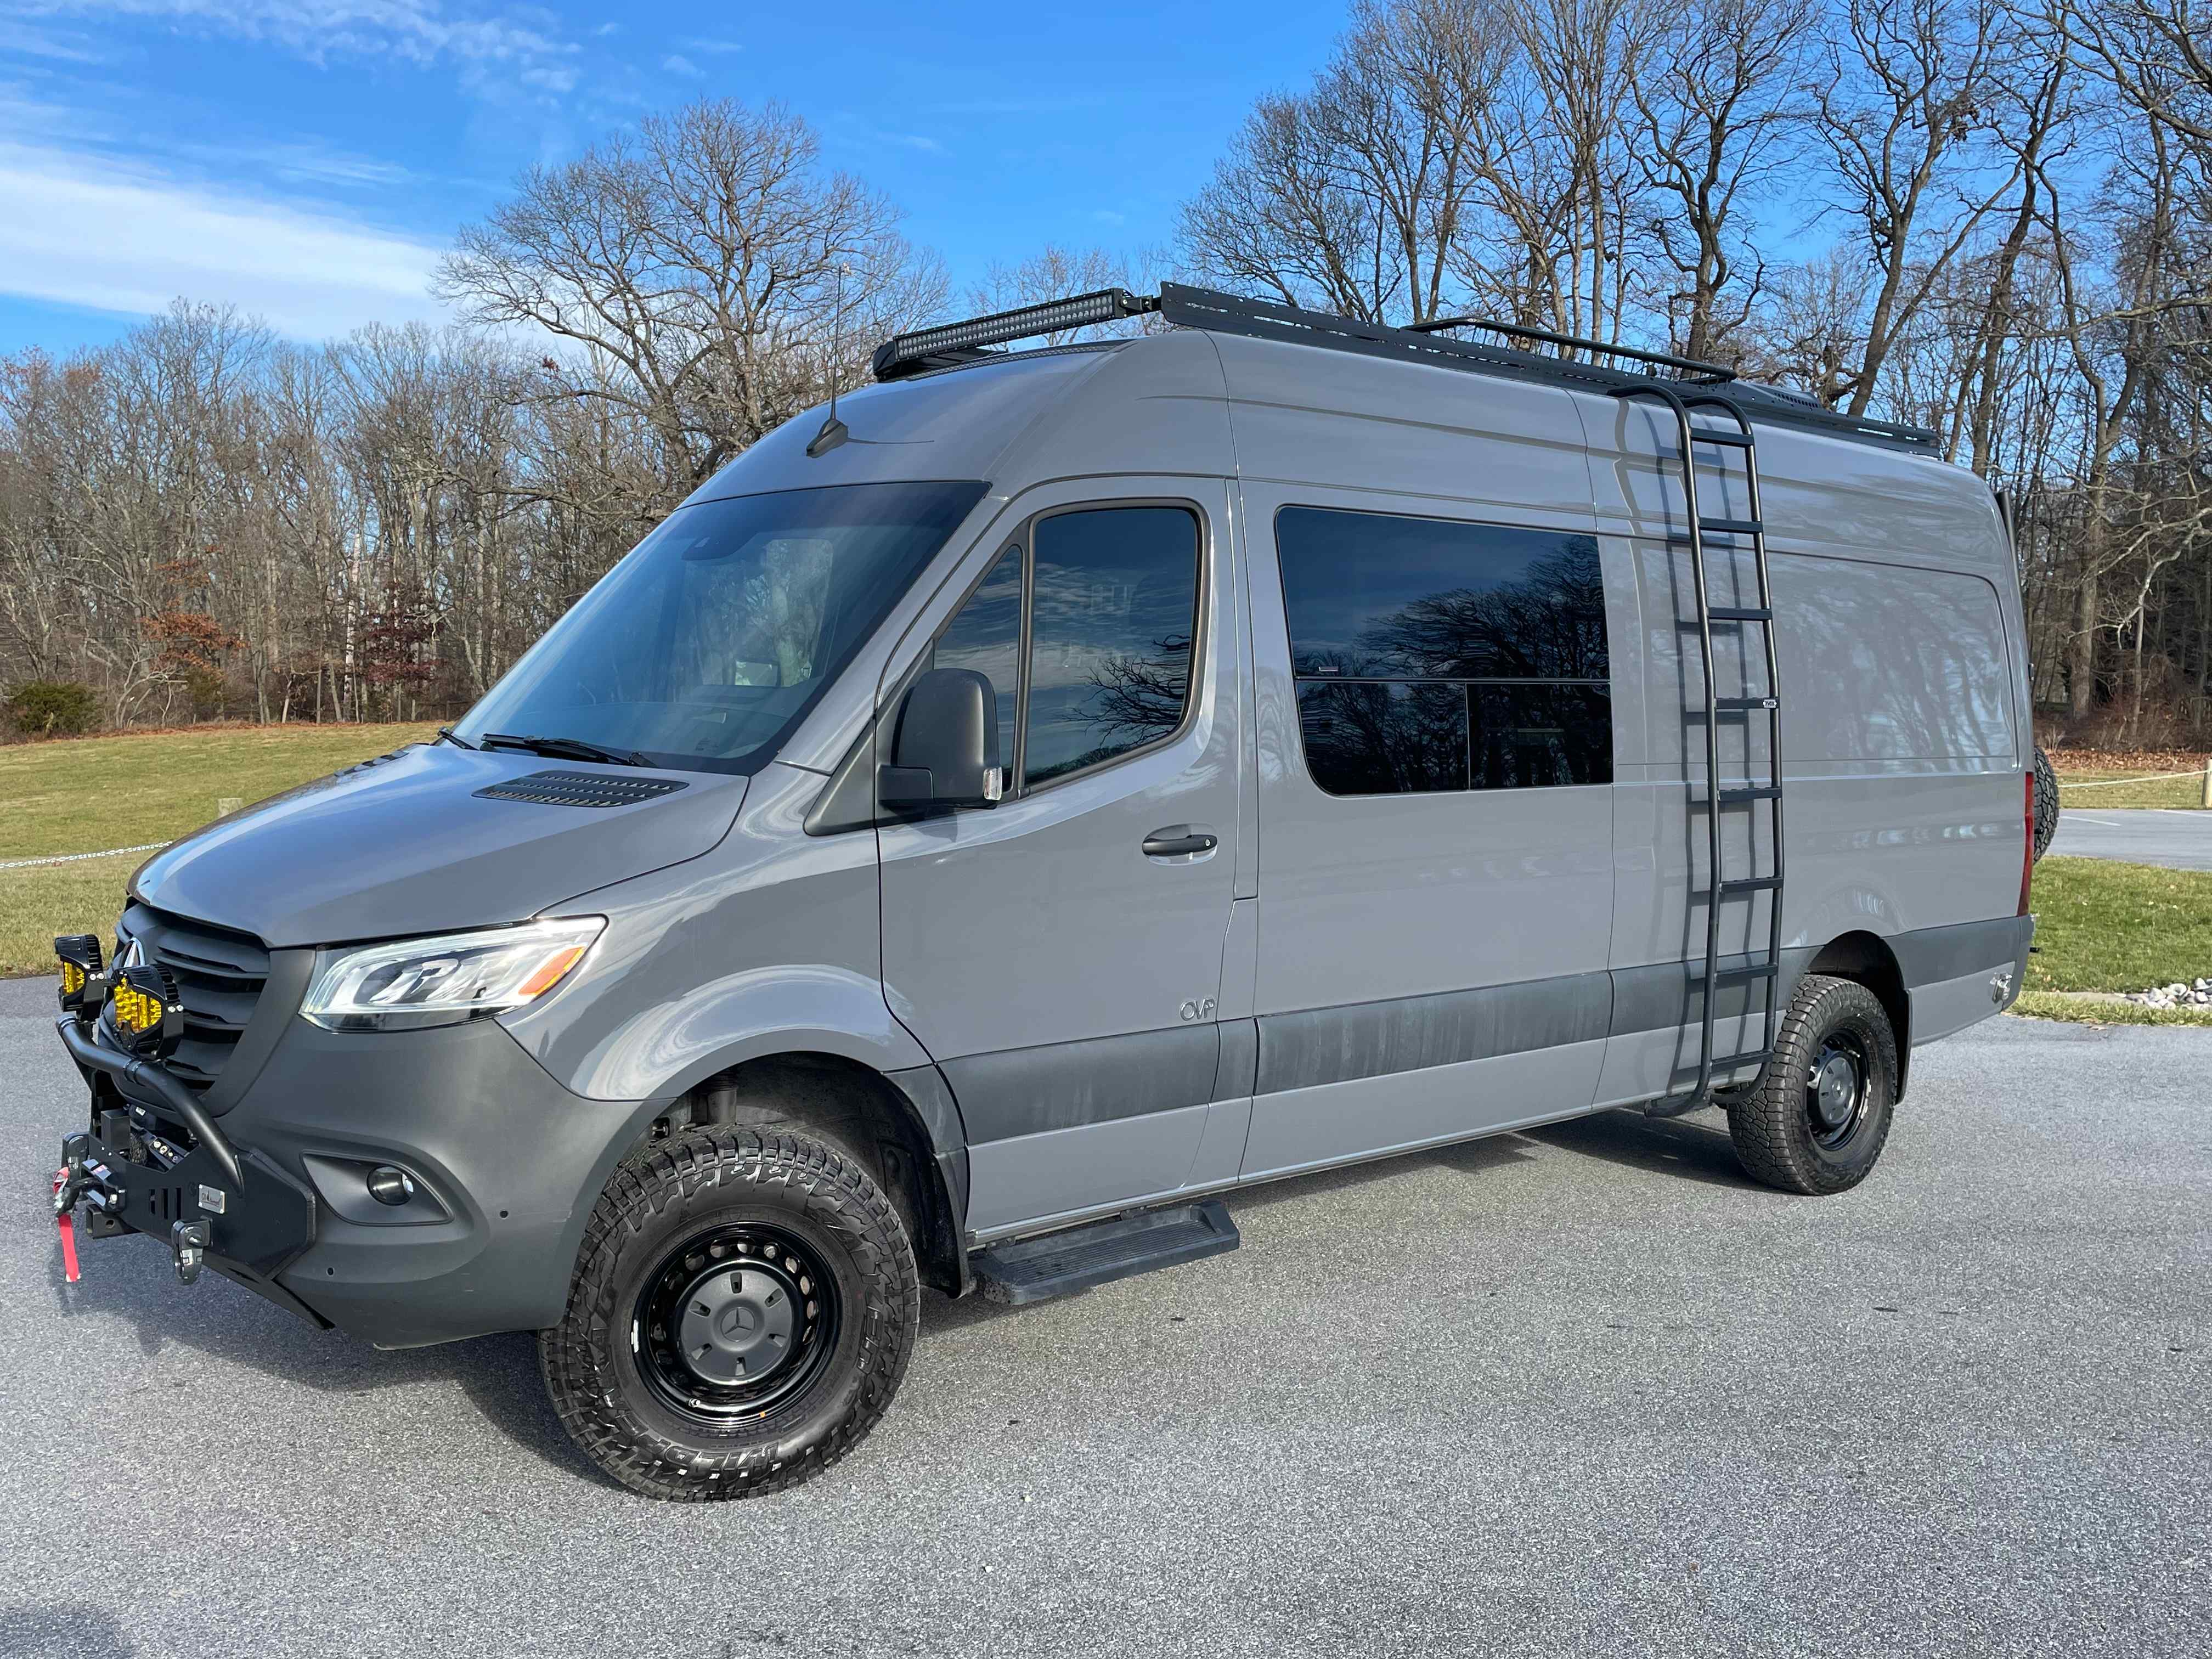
[301,918,605,1032]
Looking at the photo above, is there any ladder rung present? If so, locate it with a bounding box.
[1713,696,1779,712]
[1694,961,1779,985]
[1717,876,1783,895]
[1701,516,1763,535]
[1714,786,1783,804]
[1690,428,1754,450]
[1707,606,1774,622]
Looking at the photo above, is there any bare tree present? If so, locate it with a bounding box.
[1630,0,1813,360]
[438,100,944,497]
[1181,0,1510,322]
[1808,0,2024,414]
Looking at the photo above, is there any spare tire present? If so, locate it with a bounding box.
[2033,745,2060,861]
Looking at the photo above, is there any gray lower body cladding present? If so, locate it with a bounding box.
[947,913,2035,1149]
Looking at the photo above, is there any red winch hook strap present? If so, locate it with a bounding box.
[53,1167,81,1284]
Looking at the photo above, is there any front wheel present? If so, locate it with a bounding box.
[1727,974,1898,1195]
[541,1126,919,1500]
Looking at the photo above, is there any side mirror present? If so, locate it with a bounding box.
[880,668,1004,810]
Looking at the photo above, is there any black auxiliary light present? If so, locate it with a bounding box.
[54,934,106,1022]
[109,962,185,1060]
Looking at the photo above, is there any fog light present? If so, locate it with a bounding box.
[109,963,183,1058]
[365,1166,416,1207]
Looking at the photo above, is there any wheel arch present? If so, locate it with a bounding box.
[631,1048,969,1297]
[1802,929,1911,1100]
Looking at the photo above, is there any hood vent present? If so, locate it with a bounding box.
[474,770,690,809]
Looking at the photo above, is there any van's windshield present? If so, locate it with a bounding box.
[455,481,989,775]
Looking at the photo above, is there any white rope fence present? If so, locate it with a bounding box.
[0,841,170,872]
[2056,766,2211,789]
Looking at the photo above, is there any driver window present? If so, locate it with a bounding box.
[928,545,1022,771]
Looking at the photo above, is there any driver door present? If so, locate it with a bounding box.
[877,484,1245,1237]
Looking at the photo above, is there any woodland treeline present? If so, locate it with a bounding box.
[1,0,2205,743]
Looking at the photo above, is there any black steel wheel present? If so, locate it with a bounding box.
[1727,973,1898,1195]
[1804,1029,1874,1153]
[633,1221,840,1424]
[541,1126,918,1501]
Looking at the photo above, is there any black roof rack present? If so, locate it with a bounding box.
[1404,313,1736,381]
[868,281,1940,453]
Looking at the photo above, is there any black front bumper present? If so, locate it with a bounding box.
[54,1001,657,1348]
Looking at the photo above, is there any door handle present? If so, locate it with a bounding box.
[1142,826,1219,860]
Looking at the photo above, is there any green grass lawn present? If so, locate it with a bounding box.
[2051,766,2210,810]
[2013,855,2212,1027]
[1,722,437,975]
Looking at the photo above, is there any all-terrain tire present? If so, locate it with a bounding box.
[2032,745,2059,861]
[1726,974,1898,1195]
[540,1126,919,1501]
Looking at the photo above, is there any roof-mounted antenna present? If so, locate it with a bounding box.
[808,263,852,458]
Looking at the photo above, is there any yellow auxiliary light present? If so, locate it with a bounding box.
[109,962,184,1059]
[54,934,104,1022]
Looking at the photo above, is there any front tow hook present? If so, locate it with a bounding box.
[170,1220,211,1285]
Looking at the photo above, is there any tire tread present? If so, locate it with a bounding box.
[540,1126,918,1501]
[1728,973,1898,1196]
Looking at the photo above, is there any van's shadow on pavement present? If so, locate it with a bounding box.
[42,1105,1750,1486]
[1525,1104,1756,1190]
[47,1239,593,1482]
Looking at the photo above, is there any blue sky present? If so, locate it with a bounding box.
[0,1,1345,357]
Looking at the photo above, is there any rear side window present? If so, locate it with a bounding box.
[1277,506,1610,794]
[928,503,1202,792]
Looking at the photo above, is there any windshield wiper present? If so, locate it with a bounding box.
[433,725,476,751]
[480,732,653,768]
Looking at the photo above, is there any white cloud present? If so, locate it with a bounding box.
[2,21,108,61]
[659,53,701,78]
[17,1,581,93]
[678,36,742,54]
[0,142,449,339]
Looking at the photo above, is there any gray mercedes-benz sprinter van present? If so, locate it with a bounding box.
[48,286,2036,1499]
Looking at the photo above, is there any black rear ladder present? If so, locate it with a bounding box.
[1613,382,1786,1114]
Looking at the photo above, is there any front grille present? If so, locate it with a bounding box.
[116,902,270,1093]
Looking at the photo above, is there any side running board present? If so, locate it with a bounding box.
[970,1199,1240,1306]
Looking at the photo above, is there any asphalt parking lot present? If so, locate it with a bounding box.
[2,975,2205,1659]
[2050,806,2212,870]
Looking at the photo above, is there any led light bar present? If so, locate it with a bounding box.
[872,288,1158,381]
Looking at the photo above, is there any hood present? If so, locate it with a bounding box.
[130,742,749,947]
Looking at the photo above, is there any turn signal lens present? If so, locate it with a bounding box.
[515,944,590,1000]
[110,963,184,1058]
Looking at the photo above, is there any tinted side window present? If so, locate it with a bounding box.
[1277,506,1610,795]
[1025,506,1200,786]
[929,545,1022,770]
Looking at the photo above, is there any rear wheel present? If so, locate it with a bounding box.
[1726,974,1898,1195]
[541,1125,918,1500]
